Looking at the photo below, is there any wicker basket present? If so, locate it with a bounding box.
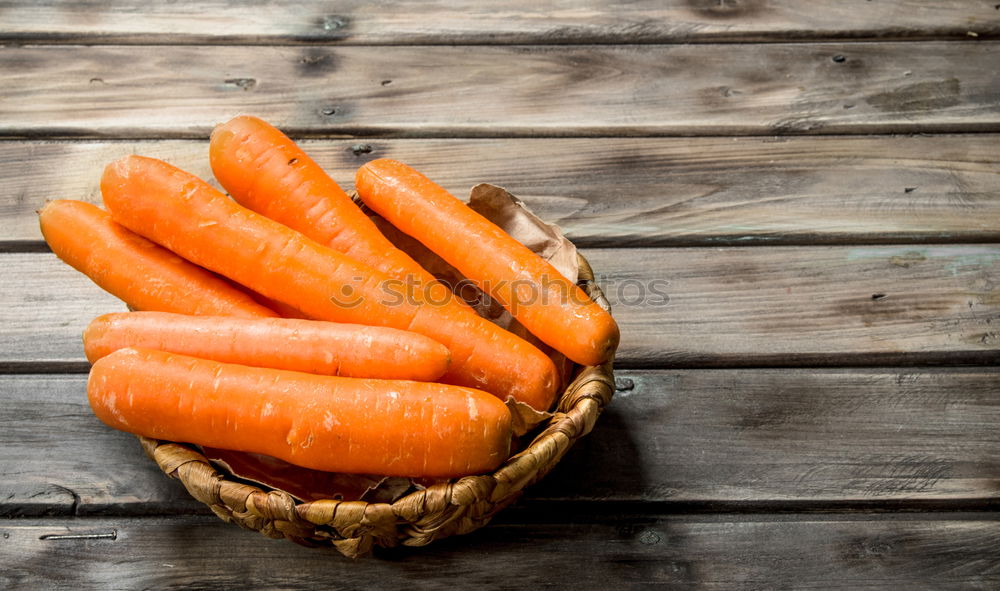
[138,253,616,558]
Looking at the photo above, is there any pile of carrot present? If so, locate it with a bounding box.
[42,115,618,480]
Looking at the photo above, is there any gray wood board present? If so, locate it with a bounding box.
[3,246,998,368]
[4,135,1000,248]
[2,514,999,589]
[1,1,998,44]
[3,43,1000,138]
[0,374,204,517]
[3,369,998,516]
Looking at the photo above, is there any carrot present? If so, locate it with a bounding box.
[245,292,312,319]
[355,159,619,366]
[209,115,458,304]
[101,155,558,411]
[38,200,276,319]
[228,281,314,319]
[88,348,512,477]
[84,312,451,382]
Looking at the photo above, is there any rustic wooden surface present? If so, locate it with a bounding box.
[4,43,1000,138]
[3,369,998,517]
[2,1,998,44]
[3,515,999,589]
[1,1,999,588]
[4,136,1000,247]
[5,247,998,369]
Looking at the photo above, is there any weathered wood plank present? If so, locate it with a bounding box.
[0,375,205,517]
[4,136,1000,247]
[2,370,997,516]
[3,43,1000,138]
[0,254,123,370]
[537,368,1000,506]
[588,245,1000,367]
[3,246,997,368]
[2,515,998,588]
[1,1,998,44]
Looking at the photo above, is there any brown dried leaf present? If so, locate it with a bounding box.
[201,447,416,504]
[505,397,553,437]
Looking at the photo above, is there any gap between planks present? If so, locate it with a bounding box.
[3,39,998,47]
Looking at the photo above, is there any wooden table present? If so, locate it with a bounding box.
[3,2,999,587]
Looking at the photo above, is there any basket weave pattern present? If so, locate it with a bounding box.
[139,254,615,557]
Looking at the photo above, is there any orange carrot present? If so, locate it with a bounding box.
[88,348,512,477]
[101,155,558,411]
[246,293,311,319]
[38,200,276,319]
[228,281,314,319]
[209,115,457,304]
[84,312,451,382]
[356,159,619,367]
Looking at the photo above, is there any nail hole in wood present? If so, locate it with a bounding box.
[224,78,257,91]
[321,16,347,31]
[615,377,635,392]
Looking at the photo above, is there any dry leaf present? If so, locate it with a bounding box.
[505,398,553,437]
[201,446,416,503]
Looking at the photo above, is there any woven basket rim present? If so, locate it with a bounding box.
[140,251,616,557]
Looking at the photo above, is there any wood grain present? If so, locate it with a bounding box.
[5,245,997,368]
[3,43,1000,138]
[2,515,998,588]
[1,1,998,44]
[0,253,123,370]
[2,370,997,516]
[585,245,1000,367]
[4,135,1000,248]
[537,368,1000,506]
[0,375,205,517]
[3,1,999,585]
